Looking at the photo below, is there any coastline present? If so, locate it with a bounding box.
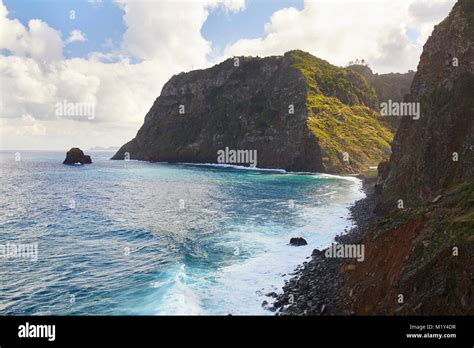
[270,174,379,315]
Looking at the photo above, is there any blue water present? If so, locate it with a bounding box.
[0,151,364,315]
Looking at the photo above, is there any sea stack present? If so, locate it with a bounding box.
[63,148,92,165]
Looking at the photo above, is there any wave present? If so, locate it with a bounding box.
[177,162,288,173]
[182,176,364,314]
[152,264,205,315]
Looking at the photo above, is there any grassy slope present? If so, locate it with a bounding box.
[348,64,416,132]
[290,50,393,174]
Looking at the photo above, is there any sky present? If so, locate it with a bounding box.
[0,0,456,150]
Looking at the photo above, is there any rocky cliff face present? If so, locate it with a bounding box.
[348,65,415,107]
[113,52,322,172]
[348,65,416,131]
[113,50,392,174]
[344,0,474,315]
[275,0,473,317]
[377,0,474,211]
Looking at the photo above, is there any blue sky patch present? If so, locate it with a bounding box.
[4,0,304,60]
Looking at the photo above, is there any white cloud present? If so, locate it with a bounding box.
[115,0,244,69]
[0,116,134,150]
[65,30,87,44]
[2,114,47,136]
[408,0,456,45]
[0,0,455,150]
[0,0,245,150]
[0,1,63,62]
[222,0,455,73]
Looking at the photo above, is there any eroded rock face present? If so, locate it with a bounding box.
[348,64,416,131]
[113,53,323,172]
[377,0,474,212]
[113,50,393,173]
[63,148,92,165]
[342,0,474,315]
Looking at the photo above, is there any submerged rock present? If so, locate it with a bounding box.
[289,237,308,246]
[63,148,92,165]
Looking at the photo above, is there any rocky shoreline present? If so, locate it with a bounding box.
[267,0,474,316]
[269,174,379,315]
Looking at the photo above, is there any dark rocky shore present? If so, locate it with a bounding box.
[270,175,379,315]
[270,0,474,315]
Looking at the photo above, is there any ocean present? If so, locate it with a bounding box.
[0,151,364,315]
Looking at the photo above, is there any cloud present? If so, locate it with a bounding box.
[408,0,456,45]
[0,0,245,150]
[0,116,134,150]
[222,0,455,73]
[0,0,455,150]
[0,0,247,120]
[0,1,63,61]
[408,0,455,22]
[1,114,47,136]
[116,0,244,68]
[65,30,87,44]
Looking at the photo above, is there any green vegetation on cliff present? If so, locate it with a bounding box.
[290,50,393,173]
[348,64,415,131]
[347,0,474,314]
[346,180,473,314]
[114,49,398,174]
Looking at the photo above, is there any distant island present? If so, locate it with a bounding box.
[89,146,119,151]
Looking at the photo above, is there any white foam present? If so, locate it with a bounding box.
[192,176,364,315]
[147,171,364,315]
[178,162,288,173]
[153,264,205,315]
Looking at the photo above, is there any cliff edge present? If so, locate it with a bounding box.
[113,50,393,174]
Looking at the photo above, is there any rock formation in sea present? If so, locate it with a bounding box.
[289,237,308,246]
[63,148,92,165]
[113,50,398,174]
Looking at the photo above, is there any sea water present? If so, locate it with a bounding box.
[0,151,364,315]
